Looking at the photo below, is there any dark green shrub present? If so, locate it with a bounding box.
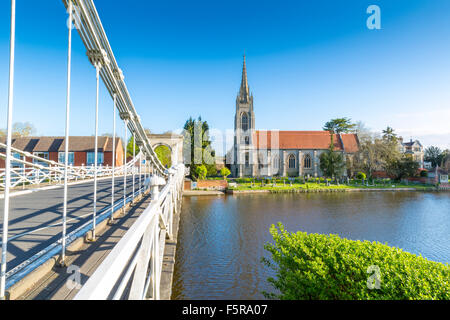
[263,223,450,300]
[356,172,367,180]
[420,170,428,178]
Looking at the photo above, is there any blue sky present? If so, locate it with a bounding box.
[1,0,450,153]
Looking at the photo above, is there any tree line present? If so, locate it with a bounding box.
[320,118,448,180]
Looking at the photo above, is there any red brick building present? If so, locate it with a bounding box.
[0,136,124,168]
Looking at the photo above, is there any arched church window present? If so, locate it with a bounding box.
[288,154,296,169]
[304,154,312,169]
[245,136,249,145]
[241,112,248,131]
[273,155,279,169]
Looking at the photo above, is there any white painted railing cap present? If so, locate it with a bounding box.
[149,175,166,186]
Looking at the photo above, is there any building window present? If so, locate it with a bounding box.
[241,112,248,131]
[12,153,23,168]
[33,152,49,167]
[245,153,249,167]
[304,154,312,169]
[58,152,75,166]
[273,155,279,169]
[245,136,249,145]
[87,152,104,166]
[288,154,296,169]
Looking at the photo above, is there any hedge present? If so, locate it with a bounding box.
[263,223,450,300]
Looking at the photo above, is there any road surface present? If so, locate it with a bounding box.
[0,175,145,271]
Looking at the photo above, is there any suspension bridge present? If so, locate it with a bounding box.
[1,0,186,300]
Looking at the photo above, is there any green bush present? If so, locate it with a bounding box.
[356,172,367,180]
[263,223,450,300]
[220,167,231,179]
[195,165,207,180]
[420,170,428,178]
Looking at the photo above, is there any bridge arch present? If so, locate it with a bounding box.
[147,133,184,168]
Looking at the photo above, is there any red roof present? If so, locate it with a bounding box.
[254,131,359,153]
[1,136,123,153]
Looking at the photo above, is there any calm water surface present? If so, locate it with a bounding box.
[172,192,450,299]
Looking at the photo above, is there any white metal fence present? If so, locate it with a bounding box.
[0,152,143,190]
[75,164,185,300]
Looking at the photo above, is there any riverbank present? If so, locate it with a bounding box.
[226,181,438,194]
[183,190,225,196]
[226,187,435,194]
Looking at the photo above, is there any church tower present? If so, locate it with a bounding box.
[233,55,255,177]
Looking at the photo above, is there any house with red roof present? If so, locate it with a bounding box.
[0,136,124,169]
[230,56,360,178]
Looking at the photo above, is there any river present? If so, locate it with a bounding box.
[172,192,450,299]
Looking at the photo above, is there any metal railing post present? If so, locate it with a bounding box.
[111,93,117,222]
[92,62,101,241]
[139,153,142,195]
[132,133,135,202]
[1,0,16,300]
[123,120,128,212]
[61,0,73,264]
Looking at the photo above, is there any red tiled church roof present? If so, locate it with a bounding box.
[254,131,359,153]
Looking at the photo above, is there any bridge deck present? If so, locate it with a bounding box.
[18,193,152,300]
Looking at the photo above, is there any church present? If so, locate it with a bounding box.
[231,56,360,178]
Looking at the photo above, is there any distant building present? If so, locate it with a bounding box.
[231,55,359,178]
[0,136,124,168]
[398,137,424,169]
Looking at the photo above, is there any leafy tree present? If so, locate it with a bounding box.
[382,126,397,143]
[321,118,350,178]
[354,121,372,143]
[387,155,420,179]
[1,122,37,139]
[323,118,356,134]
[442,149,450,167]
[352,132,401,178]
[195,165,207,180]
[126,135,140,158]
[319,147,345,178]
[263,223,450,300]
[182,116,216,179]
[155,145,172,168]
[220,167,231,179]
[425,146,444,168]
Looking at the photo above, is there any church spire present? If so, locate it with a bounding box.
[239,54,250,103]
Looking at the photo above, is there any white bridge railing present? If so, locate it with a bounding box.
[0,151,143,190]
[74,164,185,300]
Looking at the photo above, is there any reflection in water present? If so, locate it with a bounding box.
[172,192,450,300]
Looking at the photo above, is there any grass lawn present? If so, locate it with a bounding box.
[228,182,435,192]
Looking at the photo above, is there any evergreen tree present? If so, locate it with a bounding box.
[182,116,216,179]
